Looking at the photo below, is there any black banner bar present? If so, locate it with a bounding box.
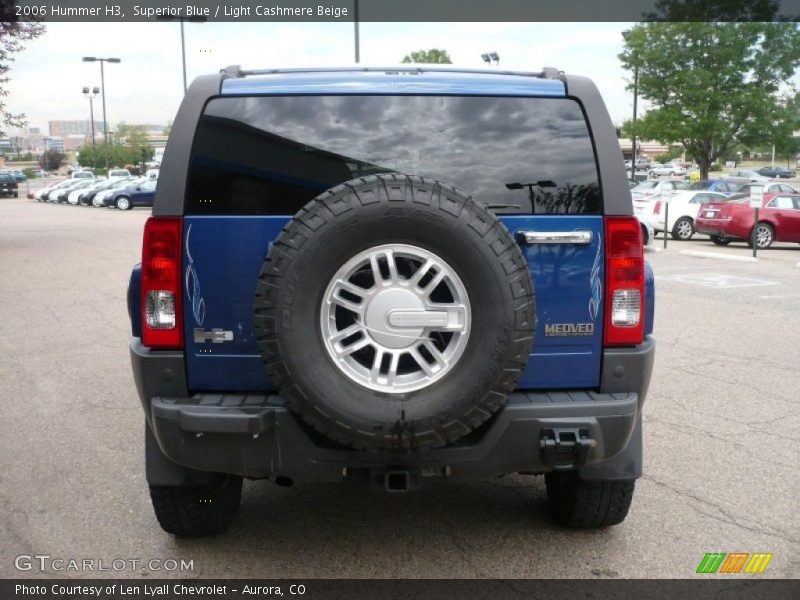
[5,0,800,22]
[3,579,800,600]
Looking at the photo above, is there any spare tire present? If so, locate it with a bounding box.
[254,175,535,451]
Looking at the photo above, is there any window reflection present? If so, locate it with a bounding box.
[188,96,601,215]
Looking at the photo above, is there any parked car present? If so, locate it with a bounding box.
[51,180,93,203]
[145,168,159,179]
[634,208,655,246]
[35,180,69,201]
[67,180,107,205]
[736,182,798,204]
[0,173,18,197]
[724,169,770,184]
[695,193,800,248]
[624,158,650,172]
[92,177,140,206]
[690,179,740,195]
[103,177,157,209]
[70,170,95,180]
[12,170,27,182]
[648,163,686,177]
[31,169,47,178]
[756,166,795,179]
[77,178,133,206]
[645,190,730,240]
[630,179,690,207]
[129,66,655,536]
[107,168,132,181]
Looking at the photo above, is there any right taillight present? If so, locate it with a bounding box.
[141,217,183,349]
[604,216,645,347]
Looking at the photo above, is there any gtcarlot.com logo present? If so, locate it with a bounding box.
[696,552,773,574]
[14,554,194,572]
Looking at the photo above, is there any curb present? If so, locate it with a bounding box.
[678,250,758,263]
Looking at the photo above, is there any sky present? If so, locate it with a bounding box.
[4,21,646,135]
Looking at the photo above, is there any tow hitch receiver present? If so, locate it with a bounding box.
[540,428,596,469]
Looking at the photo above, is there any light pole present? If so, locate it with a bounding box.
[82,57,120,171]
[481,52,500,66]
[622,30,638,182]
[82,86,99,170]
[157,16,206,92]
[353,0,360,63]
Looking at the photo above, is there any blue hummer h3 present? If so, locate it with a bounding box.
[128,66,655,536]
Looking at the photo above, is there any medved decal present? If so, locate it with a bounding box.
[184,223,206,326]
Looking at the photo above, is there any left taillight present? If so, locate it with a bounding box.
[141,217,183,349]
[603,216,645,347]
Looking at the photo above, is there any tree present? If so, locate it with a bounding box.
[620,22,800,179]
[39,150,64,171]
[401,49,452,64]
[162,120,173,136]
[0,13,45,137]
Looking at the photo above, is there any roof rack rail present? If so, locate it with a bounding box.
[219,65,565,81]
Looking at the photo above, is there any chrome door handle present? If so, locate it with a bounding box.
[516,230,594,245]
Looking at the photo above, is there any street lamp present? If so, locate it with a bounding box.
[353,0,360,63]
[82,57,121,171]
[481,52,500,66]
[622,30,638,182]
[157,15,206,92]
[81,86,100,170]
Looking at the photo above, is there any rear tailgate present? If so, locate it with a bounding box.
[179,90,610,394]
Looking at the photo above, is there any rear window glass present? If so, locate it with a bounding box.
[187,95,601,215]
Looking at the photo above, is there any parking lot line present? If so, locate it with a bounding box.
[678,250,757,263]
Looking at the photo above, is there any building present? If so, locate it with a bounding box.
[618,138,680,162]
[63,134,87,151]
[49,120,103,137]
[44,137,64,153]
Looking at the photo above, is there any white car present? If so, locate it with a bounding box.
[736,181,799,197]
[648,162,687,177]
[634,209,655,246]
[145,168,159,180]
[71,170,95,180]
[630,179,690,206]
[646,190,730,240]
[107,168,132,181]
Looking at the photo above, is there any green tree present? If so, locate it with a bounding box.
[620,22,800,179]
[0,18,45,136]
[401,49,452,64]
[39,150,64,171]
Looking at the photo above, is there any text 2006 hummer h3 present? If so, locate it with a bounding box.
[129,66,655,536]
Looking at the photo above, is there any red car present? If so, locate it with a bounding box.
[694,193,800,249]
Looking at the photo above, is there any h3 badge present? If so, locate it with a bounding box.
[194,328,234,344]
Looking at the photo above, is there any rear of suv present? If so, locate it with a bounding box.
[129,66,655,536]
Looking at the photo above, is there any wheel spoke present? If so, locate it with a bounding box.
[329,323,362,344]
[420,269,447,294]
[409,259,436,287]
[422,340,447,369]
[334,336,370,357]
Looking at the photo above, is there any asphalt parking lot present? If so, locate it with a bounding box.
[1,196,798,579]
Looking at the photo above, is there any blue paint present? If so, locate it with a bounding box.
[182,215,605,392]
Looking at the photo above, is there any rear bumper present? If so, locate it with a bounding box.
[131,336,655,484]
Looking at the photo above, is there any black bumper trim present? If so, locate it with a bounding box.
[149,392,638,481]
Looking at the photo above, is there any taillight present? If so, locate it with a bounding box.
[603,216,645,347]
[653,200,662,215]
[141,217,183,349]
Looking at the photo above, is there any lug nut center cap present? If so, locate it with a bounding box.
[364,288,424,349]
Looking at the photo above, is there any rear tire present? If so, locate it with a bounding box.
[671,216,694,240]
[710,235,731,246]
[751,222,774,249]
[545,471,635,528]
[149,476,243,537]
